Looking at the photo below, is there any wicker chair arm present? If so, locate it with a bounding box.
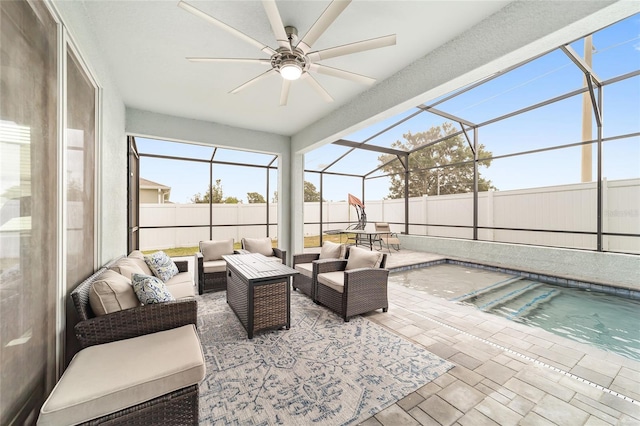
[273,248,286,264]
[74,299,198,348]
[293,253,320,265]
[315,259,348,274]
[344,268,389,293]
[173,259,188,273]
[195,252,204,295]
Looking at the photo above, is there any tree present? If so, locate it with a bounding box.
[247,192,266,203]
[378,122,496,199]
[190,179,224,203]
[223,196,240,204]
[304,181,324,202]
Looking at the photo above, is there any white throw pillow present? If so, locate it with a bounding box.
[242,237,273,257]
[200,239,234,261]
[345,246,383,270]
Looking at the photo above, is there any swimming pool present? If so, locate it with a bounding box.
[389,264,640,361]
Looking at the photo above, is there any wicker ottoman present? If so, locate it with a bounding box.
[37,325,205,425]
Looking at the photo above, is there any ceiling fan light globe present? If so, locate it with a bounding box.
[280,63,302,80]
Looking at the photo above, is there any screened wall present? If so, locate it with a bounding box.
[304,14,640,254]
[129,137,279,253]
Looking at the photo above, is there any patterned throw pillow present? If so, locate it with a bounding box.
[144,251,179,282]
[131,273,175,304]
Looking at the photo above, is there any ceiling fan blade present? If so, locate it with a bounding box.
[302,73,333,102]
[230,69,277,94]
[309,63,375,85]
[262,0,291,50]
[297,0,351,54]
[178,1,276,56]
[187,57,272,65]
[307,34,396,62]
[280,79,291,106]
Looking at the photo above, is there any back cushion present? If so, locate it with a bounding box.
[200,239,234,261]
[243,237,273,257]
[345,246,383,270]
[89,270,141,316]
[319,241,346,259]
[128,250,153,275]
[110,258,146,280]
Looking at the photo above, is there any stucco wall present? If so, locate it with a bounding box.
[400,235,640,290]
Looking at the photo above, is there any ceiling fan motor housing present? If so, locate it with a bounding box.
[271,48,309,76]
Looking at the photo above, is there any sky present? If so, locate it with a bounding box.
[138,14,639,204]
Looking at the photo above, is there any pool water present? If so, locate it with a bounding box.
[390,264,640,361]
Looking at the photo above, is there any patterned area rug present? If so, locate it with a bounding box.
[196,291,453,425]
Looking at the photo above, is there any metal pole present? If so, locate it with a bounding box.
[209,163,213,240]
[473,127,478,240]
[581,35,594,182]
[597,86,603,251]
[404,155,409,235]
[319,173,324,246]
[266,167,270,238]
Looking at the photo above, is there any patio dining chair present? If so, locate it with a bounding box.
[374,222,401,251]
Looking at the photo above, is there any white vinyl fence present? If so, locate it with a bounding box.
[140,178,640,253]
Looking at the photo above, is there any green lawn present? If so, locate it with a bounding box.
[141,234,351,257]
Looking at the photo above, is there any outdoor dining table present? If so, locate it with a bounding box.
[326,229,392,252]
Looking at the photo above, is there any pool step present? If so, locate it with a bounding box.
[451,276,524,303]
[492,287,560,320]
[474,281,543,311]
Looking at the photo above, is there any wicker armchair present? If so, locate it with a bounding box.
[315,247,388,322]
[71,256,198,349]
[195,239,236,294]
[292,252,320,300]
[241,237,286,264]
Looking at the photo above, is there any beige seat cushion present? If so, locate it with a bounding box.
[164,272,196,299]
[345,246,383,270]
[203,259,226,274]
[317,272,345,293]
[319,241,346,259]
[294,262,313,278]
[89,270,141,316]
[242,237,273,257]
[127,251,153,275]
[109,258,146,280]
[37,325,205,426]
[200,239,233,261]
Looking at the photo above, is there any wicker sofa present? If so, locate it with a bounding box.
[38,252,204,425]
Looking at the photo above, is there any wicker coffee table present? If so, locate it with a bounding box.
[223,253,298,339]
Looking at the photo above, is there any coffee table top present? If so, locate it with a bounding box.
[223,253,298,283]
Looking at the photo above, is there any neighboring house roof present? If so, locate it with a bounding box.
[139,178,170,190]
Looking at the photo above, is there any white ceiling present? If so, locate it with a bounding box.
[78,0,512,136]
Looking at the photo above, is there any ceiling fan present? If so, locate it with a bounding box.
[178,0,396,106]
